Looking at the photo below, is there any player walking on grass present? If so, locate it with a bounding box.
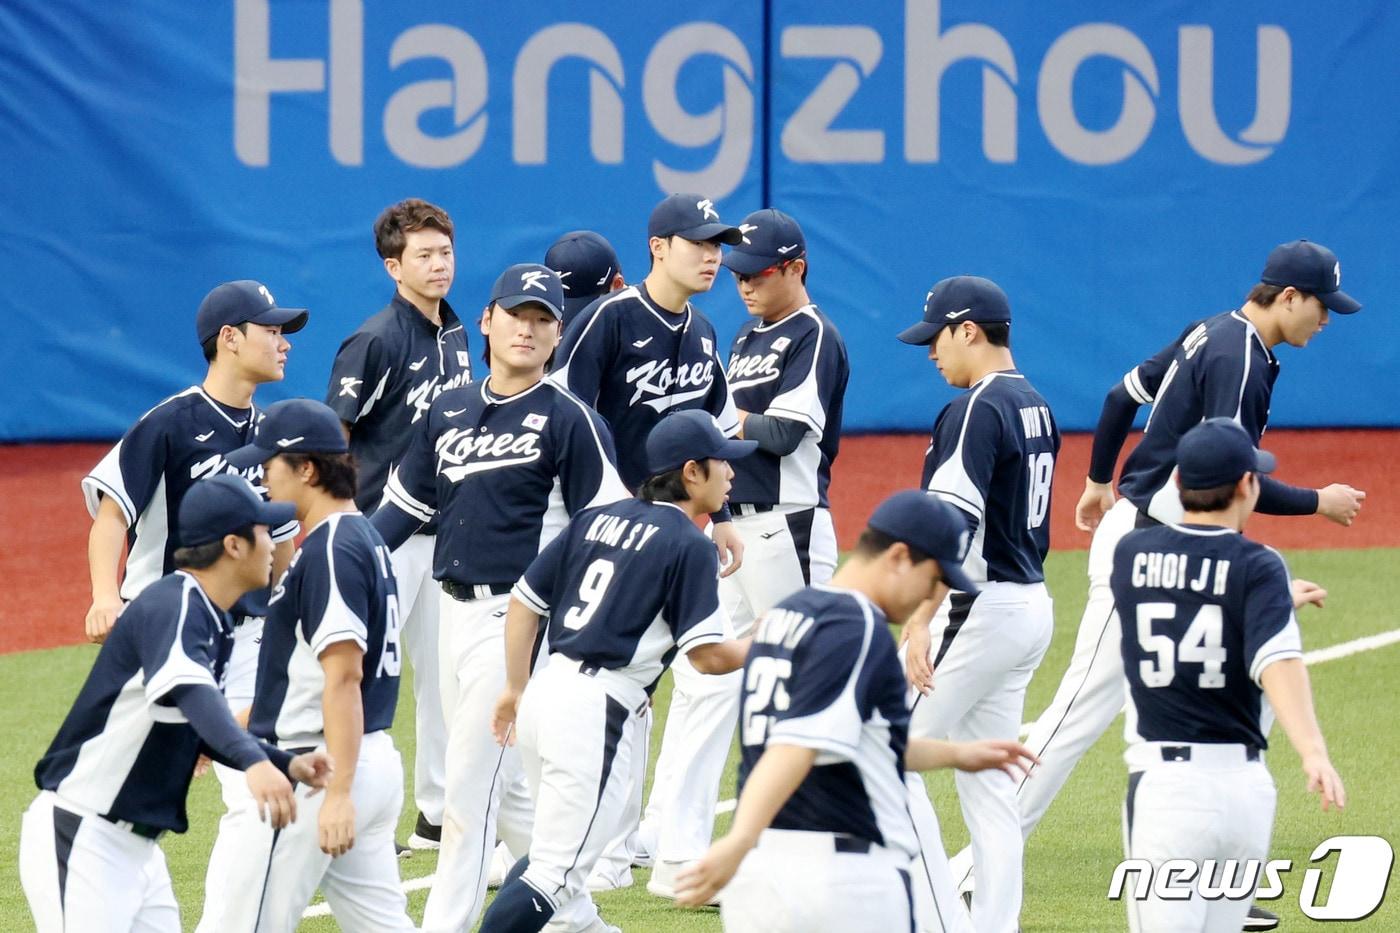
[371,263,629,933]
[1113,419,1343,933]
[672,490,1038,932]
[201,400,413,933]
[897,276,1060,933]
[325,198,470,849]
[479,410,756,933]
[21,475,331,933]
[966,240,1365,932]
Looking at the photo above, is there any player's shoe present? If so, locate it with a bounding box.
[647,860,718,906]
[407,811,441,851]
[1243,905,1280,931]
[626,827,655,869]
[394,841,412,860]
[586,859,635,892]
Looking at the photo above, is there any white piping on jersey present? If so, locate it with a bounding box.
[356,368,392,420]
[925,374,1011,521]
[478,377,548,406]
[145,574,222,702]
[549,287,634,397]
[383,466,435,524]
[750,303,817,333]
[195,387,252,429]
[1162,523,1236,536]
[632,287,693,332]
[762,305,828,435]
[552,387,630,508]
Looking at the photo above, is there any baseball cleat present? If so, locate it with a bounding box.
[1243,905,1280,930]
[395,841,412,860]
[407,811,441,851]
[586,861,635,892]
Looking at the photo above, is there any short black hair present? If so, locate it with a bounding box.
[1179,480,1239,513]
[639,460,712,503]
[1245,283,1314,309]
[851,527,936,565]
[278,452,358,500]
[173,526,256,570]
[201,321,249,362]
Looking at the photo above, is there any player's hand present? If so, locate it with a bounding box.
[85,597,124,644]
[951,739,1041,779]
[246,760,297,829]
[1302,754,1346,811]
[1075,480,1116,533]
[1316,484,1365,527]
[318,790,356,856]
[904,622,934,696]
[675,834,748,907]
[289,750,334,792]
[491,689,522,747]
[193,754,212,779]
[1291,578,1328,610]
[713,521,745,578]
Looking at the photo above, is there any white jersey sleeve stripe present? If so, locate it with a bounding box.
[676,606,728,652]
[144,582,218,703]
[81,443,137,524]
[513,578,551,616]
[383,467,436,524]
[309,519,370,656]
[1123,368,1154,405]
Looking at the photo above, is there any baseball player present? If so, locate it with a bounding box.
[961,240,1365,931]
[200,399,414,932]
[897,276,1060,933]
[1113,419,1343,932]
[479,410,757,933]
[672,491,1039,932]
[324,198,470,849]
[20,475,331,933]
[544,229,625,327]
[638,208,851,900]
[370,263,629,933]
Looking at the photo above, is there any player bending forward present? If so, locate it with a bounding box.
[204,400,413,932]
[21,475,330,933]
[480,410,756,933]
[1113,419,1343,932]
[673,490,1038,932]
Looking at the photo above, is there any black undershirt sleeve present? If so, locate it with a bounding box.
[1256,476,1319,516]
[743,414,808,456]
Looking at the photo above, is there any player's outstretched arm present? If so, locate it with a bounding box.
[491,597,543,746]
[675,744,818,908]
[1315,483,1366,527]
[318,642,365,856]
[906,738,1039,778]
[86,495,129,643]
[687,636,752,675]
[1260,658,1346,811]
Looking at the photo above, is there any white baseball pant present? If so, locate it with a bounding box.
[906,581,1054,933]
[208,730,412,933]
[392,532,448,826]
[1122,743,1275,933]
[21,791,179,933]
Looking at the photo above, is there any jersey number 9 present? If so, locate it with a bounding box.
[562,559,617,631]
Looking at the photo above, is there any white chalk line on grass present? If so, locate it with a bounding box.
[304,626,1400,919]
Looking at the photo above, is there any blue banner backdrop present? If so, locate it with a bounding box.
[1,1,1396,440]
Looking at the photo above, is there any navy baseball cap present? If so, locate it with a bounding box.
[196,280,309,345]
[224,398,349,469]
[545,231,621,317]
[1260,240,1360,314]
[178,474,295,547]
[866,490,979,594]
[1176,418,1277,491]
[648,193,743,245]
[490,263,565,320]
[722,208,807,276]
[646,410,757,476]
[897,276,1012,346]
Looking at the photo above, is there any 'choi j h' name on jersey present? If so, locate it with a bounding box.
[35,572,236,833]
[513,498,727,695]
[726,304,849,508]
[380,378,628,588]
[1111,523,1302,750]
[81,387,300,603]
[922,370,1060,586]
[325,294,472,518]
[549,283,739,489]
[1116,311,1280,523]
[739,585,917,859]
[249,512,401,748]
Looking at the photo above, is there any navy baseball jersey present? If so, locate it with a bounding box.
[549,284,740,489]
[324,294,472,517]
[1112,523,1303,749]
[35,572,235,832]
[81,386,299,608]
[377,378,628,587]
[1117,311,1279,521]
[513,498,728,694]
[249,512,401,747]
[726,304,849,508]
[922,371,1060,585]
[738,585,917,859]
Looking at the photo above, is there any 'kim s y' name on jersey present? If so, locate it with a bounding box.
[1116,311,1280,522]
[249,512,401,748]
[324,294,472,517]
[34,572,236,833]
[548,283,740,489]
[738,585,917,859]
[379,378,629,588]
[81,387,300,602]
[1111,523,1302,749]
[922,370,1060,585]
[513,498,728,695]
[725,304,849,508]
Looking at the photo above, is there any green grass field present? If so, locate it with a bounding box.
[3,549,1397,931]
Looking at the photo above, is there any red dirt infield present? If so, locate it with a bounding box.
[1,430,1393,655]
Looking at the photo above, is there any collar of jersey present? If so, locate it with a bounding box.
[301,509,357,539]
[1228,310,1277,364]
[812,581,880,616]
[177,570,234,632]
[752,303,816,333]
[392,292,462,334]
[635,283,692,332]
[194,386,251,430]
[970,369,1024,389]
[1166,522,1239,537]
[479,377,547,406]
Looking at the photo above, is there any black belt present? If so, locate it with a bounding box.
[1160,745,1260,762]
[441,580,512,602]
[733,503,774,516]
[100,812,165,840]
[834,835,872,854]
